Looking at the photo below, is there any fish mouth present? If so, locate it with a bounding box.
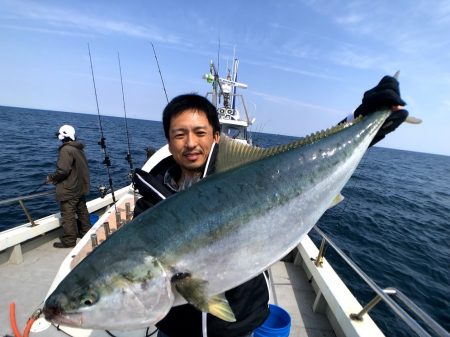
[43,303,83,327]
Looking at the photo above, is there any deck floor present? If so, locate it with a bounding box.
[0,237,335,337]
[0,233,68,337]
[270,261,336,337]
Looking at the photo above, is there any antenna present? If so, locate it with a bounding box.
[217,35,221,104]
[217,34,221,75]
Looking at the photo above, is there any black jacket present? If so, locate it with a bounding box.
[132,146,269,337]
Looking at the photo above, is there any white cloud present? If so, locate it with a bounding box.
[328,45,383,69]
[0,23,94,38]
[335,14,364,25]
[0,1,189,46]
[270,65,340,81]
[250,89,342,115]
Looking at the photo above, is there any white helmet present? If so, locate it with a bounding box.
[57,125,76,141]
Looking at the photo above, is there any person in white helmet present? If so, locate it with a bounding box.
[47,125,91,248]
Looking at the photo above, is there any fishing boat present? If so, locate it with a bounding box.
[0,61,448,337]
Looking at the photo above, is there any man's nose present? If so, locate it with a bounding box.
[185,133,196,148]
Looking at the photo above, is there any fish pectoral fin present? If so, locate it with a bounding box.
[206,293,236,322]
[172,274,236,322]
[328,193,344,209]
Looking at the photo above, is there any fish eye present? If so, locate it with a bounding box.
[79,292,98,306]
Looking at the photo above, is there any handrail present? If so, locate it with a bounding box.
[391,288,450,337]
[0,190,55,227]
[312,226,450,337]
[0,191,54,206]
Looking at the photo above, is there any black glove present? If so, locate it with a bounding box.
[369,108,408,146]
[354,76,408,146]
[355,76,406,116]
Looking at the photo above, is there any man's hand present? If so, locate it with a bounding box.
[354,76,409,146]
[46,175,54,184]
[356,75,406,114]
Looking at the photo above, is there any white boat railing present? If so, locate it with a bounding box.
[312,226,450,337]
[0,186,132,263]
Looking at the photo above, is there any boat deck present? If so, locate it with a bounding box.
[0,234,335,337]
[270,260,336,337]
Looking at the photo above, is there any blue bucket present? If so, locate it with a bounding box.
[89,214,99,225]
[254,304,291,337]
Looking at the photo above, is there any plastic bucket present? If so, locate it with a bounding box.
[89,214,99,225]
[254,304,291,337]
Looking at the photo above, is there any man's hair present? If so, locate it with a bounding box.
[162,94,221,139]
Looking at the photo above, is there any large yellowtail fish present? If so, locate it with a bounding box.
[44,110,391,330]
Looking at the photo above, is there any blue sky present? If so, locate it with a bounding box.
[1,0,449,156]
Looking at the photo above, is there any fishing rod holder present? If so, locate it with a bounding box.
[103,222,111,238]
[125,202,132,222]
[115,211,125,229]
[90,234,98,248]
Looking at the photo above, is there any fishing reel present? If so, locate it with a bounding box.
[98,185,111,198]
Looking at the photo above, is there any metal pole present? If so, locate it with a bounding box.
[18,200,36,226]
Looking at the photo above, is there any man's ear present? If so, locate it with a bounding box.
[167,140,174,155]
[214,132,220,144]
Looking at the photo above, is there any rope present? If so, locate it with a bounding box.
[9,303,41,337]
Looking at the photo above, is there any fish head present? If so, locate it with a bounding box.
[43,255,174,330]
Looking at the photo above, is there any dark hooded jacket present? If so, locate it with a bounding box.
[49,141,90,201]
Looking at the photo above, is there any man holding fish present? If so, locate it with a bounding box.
[132,76,407,337]
[44,75,408,337]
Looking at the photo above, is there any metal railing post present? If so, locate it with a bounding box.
[315,238,327,267]
[18,200,36,226]
[350,289,396,321]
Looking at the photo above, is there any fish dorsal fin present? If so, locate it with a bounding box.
[215,135,267,173]
[215,121,351,174]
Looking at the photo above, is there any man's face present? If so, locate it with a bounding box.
[168,109,220,174]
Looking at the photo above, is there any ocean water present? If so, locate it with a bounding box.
[0,106,449,336]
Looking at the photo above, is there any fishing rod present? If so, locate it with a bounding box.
[151,43,169,103]
[87,44,117,205]
[117,52,135,184]
[29,180,48,195]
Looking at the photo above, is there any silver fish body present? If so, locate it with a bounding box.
[44,110,390,330]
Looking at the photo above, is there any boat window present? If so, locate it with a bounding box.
[222,126,245,140]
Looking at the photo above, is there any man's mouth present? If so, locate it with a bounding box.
[184,152,201,161]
